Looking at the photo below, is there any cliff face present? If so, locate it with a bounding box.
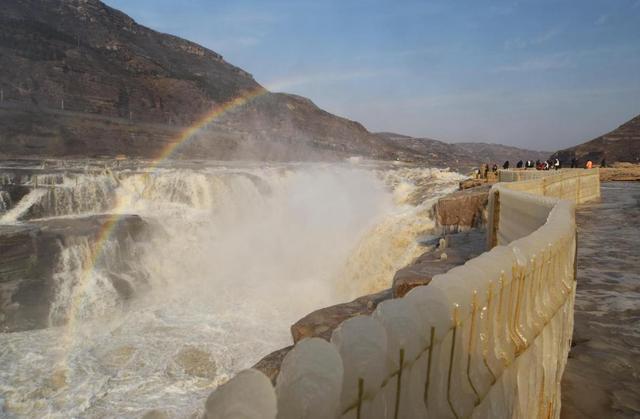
[0,0,257,125]
[551,114,640,165]
[0,0,424,161]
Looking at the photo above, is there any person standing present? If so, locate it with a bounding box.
[586,160,593,169]
[554,158,560,170]
[516,160,523,168]
[503,160,510,170]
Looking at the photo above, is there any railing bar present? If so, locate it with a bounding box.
[424,326,436,408]
[394,348,405,419]
[447,306,460,419]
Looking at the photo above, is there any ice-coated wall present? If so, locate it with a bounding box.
[203,169,600,419]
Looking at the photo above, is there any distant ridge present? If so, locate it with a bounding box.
[377,133,550,169]
[454,142,551,165]
[551,114,640,165]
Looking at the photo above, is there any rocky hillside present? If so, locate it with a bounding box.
[375,133,475,169]
[551,114,640,165]
[0,0,423,161]
[378,133,550,170]
[454,142,550,165]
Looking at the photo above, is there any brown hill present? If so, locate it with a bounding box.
[454,142,550,166]
[551,114,640,165]
[377,133,550,170]
[0,0,424,161]
[375,132,475,169]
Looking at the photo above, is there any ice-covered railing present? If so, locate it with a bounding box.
[488,169,600,248]
[496,169,600,204]
[203,170,600,419]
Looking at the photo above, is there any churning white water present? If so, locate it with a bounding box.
[0,162,465,418]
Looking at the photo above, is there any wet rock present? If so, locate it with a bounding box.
[0,224,42,283]
[432,185,490,233]
[290,288,393,343]
[252,346,294,385]
[392,229,485,297]
[109,274,135,300]
[0,223,59,331]
[30,213,148,243]
[459,178,487,190]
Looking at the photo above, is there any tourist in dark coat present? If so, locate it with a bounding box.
[516,160,523,168]
[503,160,510,170]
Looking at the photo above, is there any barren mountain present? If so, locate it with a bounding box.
[375,133,475,169]
[551,114,640,165]
[0,0,423,161]
[377,133,550,170]
[454,142,550,165]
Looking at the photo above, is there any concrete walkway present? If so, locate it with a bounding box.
[561,182,640,418]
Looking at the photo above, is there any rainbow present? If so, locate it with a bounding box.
[59,85,271,360]
[154,85,269,163]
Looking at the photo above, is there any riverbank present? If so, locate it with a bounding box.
[599,163,640,182]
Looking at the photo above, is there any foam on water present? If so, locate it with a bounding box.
[0,162,465,418]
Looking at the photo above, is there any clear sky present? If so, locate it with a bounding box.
[105,0,640,151]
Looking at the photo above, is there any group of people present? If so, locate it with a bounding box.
[569,157,605,169]
[477,156,601,180]
[505,159,561,171]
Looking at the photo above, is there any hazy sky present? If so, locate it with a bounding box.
[106,0,640,151]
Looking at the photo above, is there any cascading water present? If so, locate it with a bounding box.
[0,161,465,418]
[0,191,11,213]
[0,189,47,223]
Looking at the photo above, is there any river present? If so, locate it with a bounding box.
[0,160,465,418]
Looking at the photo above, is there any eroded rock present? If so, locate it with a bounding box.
[392,230,485,297]
[252,346,294,385]
[432,185,490,233]
[290,288,393,343]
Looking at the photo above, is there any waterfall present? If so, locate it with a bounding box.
[0,190,11,213]
[0,162,464,418]
[0,188,47,223]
